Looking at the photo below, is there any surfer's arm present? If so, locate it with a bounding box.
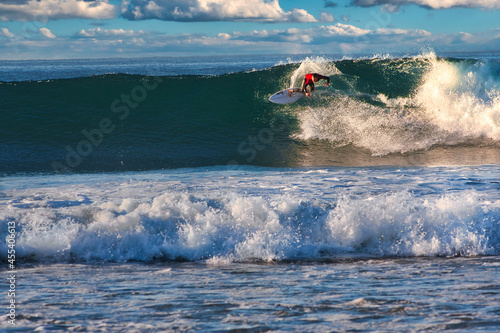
[316,74,330,86]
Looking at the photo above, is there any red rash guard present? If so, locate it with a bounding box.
[304,74,314,86]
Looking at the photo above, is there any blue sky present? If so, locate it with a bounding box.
[0,0,499,59]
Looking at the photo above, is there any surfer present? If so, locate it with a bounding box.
[289,73,330,97]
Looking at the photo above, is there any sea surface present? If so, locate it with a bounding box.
[1,52,500,332]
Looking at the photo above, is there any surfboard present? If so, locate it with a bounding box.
[269,88,304,104]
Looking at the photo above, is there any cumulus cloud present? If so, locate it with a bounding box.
[0,0,117,21]
[319,23,370,37]
[121,0,317,22]
[39,27,56,38]
[352,0,500,10]
[0,27,15,38]
[320,12,335,22]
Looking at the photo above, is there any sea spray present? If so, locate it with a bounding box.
[289,56,341,88]
[293,53,500,156]
[416,55,500,141]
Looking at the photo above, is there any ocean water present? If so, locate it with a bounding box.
[1,53,500,331]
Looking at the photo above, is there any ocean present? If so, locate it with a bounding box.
[1,52,499,331]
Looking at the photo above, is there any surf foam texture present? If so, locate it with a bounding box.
[295,53,500,156]
[1,53,500,173]
[1,167,499,262]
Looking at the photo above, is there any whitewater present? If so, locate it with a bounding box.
[1,52,499,331]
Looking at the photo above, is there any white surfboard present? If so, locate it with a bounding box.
[269,88,304,104]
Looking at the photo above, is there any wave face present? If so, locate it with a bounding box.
[1,53,500,174]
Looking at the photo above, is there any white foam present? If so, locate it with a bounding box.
[294,53,500,156]
[416,55,500,141]
[2,167,499,262]
[294,95,438,155]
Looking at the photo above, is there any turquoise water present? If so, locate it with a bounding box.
[2,54,499,174]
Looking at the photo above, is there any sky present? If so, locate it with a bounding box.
[0,0,499,59]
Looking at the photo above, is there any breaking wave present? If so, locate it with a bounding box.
[1,52,500,174]
[1,167,499,262]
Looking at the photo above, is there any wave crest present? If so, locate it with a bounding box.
[293,53,500,156]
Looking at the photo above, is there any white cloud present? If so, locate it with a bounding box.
[121,0,317,22]
[39,27,56,38]
[77,27,145,37]
[375,28,431,36]
[2,22,499,59]
[318,23,370,37]
[217,32,231,40]
[353,0,500,10]
[221,24,431,50]
[457,32,475,42]
[0,27,15,38]
[0,0,117,21]
[320,12,335,23]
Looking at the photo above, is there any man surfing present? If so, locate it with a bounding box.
[289,73,330,97]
